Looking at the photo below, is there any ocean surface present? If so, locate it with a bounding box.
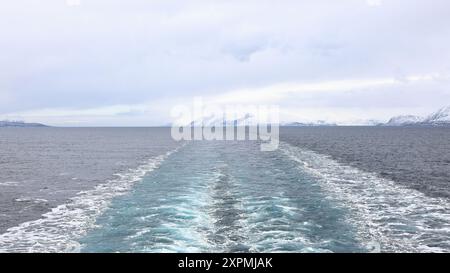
[0,128,180,233]
[0,127,449,252]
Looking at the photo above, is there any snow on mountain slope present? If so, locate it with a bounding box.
[188,113,257,126]
[382,106,450,126]
[422,106,450,125]
[283,120,337,126]
[184,106,450,127]
[384,115,423,126]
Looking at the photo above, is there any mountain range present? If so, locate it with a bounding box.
[6,107,448,128]
[186,106,450,127]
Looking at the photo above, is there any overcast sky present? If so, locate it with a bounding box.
[1,0,450,126]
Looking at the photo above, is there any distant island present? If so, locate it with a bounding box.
[0,120,49,128]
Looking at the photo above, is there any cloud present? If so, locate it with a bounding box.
[205,72,448,105]
[0,0,450,125]
[366,0,382,7]
[6,71,447,126]
[66,0,81,7]
[222,43,267,62]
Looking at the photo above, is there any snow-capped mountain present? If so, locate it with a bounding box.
[283,120,337,127]
[384,115,423,126]
[188,113,258,127]
[183,106,450,127]
[382,106,450,126]
[422,106,450,125]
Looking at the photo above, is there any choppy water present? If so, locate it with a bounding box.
[0,128,180,233]
[0,127,449,252]
[282,127,450,199]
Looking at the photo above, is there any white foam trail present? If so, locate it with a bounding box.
[280,142,450,253]
[14,198,49,204]
[140,167,222,253]
[0,146,183,253]
[241,195,328,253]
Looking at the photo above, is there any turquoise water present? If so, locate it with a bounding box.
[79,141,369,252]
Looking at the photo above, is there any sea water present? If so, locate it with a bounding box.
[0,127,449,252]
